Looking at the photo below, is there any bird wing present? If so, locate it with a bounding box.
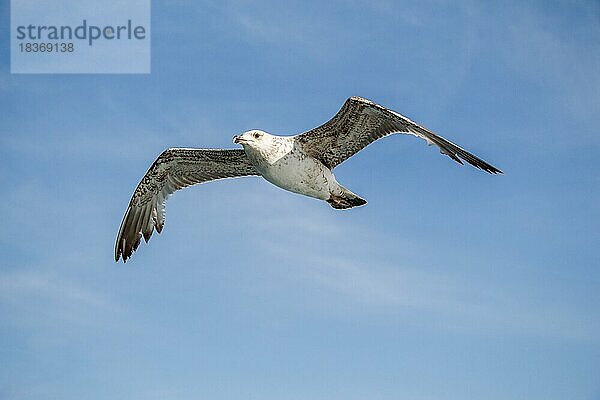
[295,96,502,173]
[115,148,259,262]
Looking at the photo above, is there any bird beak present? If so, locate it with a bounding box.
[233,135,245,144]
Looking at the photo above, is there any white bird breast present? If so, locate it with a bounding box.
[255,147,338,201]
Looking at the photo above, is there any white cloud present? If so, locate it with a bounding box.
[483,3,600,129]
[248,206,599,343]
[0,269,120,329]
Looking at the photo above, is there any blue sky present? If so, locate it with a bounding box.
[1,0,599,399]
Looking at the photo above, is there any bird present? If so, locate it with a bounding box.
[115,96,502,262]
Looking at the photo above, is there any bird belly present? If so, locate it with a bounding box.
[259,154,337,200]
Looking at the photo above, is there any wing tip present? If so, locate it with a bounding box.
[115,208,129,263]
[474,163,503,175]
[466,160,503,175]
[114,205,149,264]
[486,166,503,174]
[114,212,165,263]
[472,159,503,175]
[442,149,503,175]
[114,237,131,263]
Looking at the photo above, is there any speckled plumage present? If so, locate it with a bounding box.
[115,96,501,262]
[297,97,502,173]
[115,148,259,262]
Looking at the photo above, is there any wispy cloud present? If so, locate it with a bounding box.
[505,8,600,124]
[0,270,110,309]
[464,2,600,139]
[247,204,599,343]
[0,269,120,329]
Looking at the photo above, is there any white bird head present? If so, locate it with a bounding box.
[232,129,271,147]
[233,130,291,163]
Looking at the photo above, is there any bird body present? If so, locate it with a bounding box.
[115,96,502,262]
[237,131,348,202]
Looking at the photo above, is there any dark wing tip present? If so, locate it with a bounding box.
[115,237,130,263]
[115,202,159,263]
[430,134,503,175]
[115,208,130,263]
[466,157,503,175]
[484,164,503,174]
[115,234,136,264]
[461,157,503,175]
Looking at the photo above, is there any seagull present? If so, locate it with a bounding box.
[115,96,502,262]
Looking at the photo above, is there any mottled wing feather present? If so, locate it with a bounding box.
[115,148,259,262]
[296,96,502,173]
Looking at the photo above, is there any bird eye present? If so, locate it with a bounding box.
[253,132,261,139]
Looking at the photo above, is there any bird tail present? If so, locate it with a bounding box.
[327,187,367,210]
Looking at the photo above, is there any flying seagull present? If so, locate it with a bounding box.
[115,96,502,262]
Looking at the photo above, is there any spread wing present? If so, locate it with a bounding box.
[115,148,259,262]
[296,96,502,173]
